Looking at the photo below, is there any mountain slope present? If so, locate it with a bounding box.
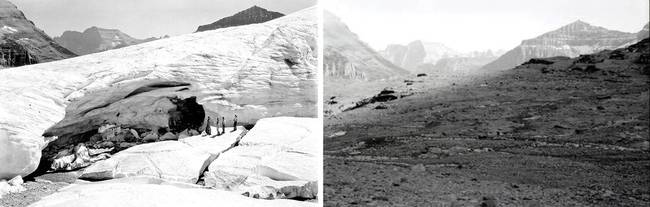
[636,23,649,41]
[324,11,407,81]
[0,7,317,179]
[381,40,503,73]
[482,20,637,71]
[325,38,650,206]
[196,6,284,32]
[381,41,458,71]
[54,27,160,55]
[0,0,75,67]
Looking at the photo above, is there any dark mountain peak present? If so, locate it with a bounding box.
[234,5,274,16]
[245,5,264,11]
[195,6,285,32]
[54,26,157,55]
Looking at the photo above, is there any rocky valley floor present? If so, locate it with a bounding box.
[324,42,650,206]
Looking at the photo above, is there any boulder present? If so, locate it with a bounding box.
[79,141,215,183]
[29,177,315,207]
[159,132,177,141]
[204,117,320,199]
[0,175,26,199]
[49,143,111,172]
[141,132,159,142]
[177,129,191,139]
[280,181,318,199]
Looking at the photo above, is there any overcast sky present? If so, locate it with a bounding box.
[14,0,316,39]
[324,0,649,52]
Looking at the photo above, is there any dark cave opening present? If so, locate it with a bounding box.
[168,96,205,133]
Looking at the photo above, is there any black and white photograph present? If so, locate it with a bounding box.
[324,0,649,206]
[1,0,649,206]
[0,0,319,206]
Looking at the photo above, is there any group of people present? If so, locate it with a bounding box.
[205,115,237,137]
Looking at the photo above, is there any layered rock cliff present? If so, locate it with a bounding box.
[482,20,640,71]
[0,0,76,67]
[324,11,407,81]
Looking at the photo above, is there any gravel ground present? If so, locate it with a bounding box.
[0,172,79,207]
[324,47,650,206]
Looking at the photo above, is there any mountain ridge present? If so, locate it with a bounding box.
[381,40,503,73]
[54,26,162,55]
[324,11,407,81]
[482,20,642,71]
[195,6,284,32]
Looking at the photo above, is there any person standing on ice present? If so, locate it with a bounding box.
[214,116,220,135]
[205,116,212,135]
[221,116,226,135]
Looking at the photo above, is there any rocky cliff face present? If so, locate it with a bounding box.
[0,7,317,179]
[196,6,284,32]
[324,11,407,81]
[54,27,160,55]
[381,40,502,73]
[0,0,76,67]
[0,38,36,67]
[482,20,638,71]
[381,41,457,71]
[428,55,500,74]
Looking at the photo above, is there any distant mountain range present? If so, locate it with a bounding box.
[324,11,407,81]
[54,27,165,55]
[196,6,284,32]
[380,40,504,73]
[482,20,649,71]
[0,0,75,67]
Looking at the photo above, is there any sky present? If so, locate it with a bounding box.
[324,0,649,52]
[14,0,316,39]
